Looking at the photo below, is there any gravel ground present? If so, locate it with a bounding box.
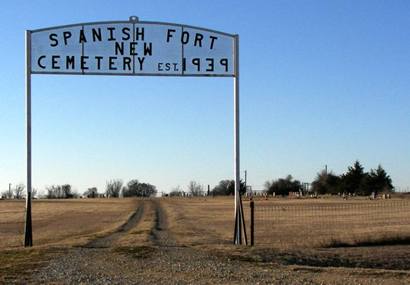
[28,200,410,285]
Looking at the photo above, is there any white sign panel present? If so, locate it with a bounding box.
[30,20,235,76]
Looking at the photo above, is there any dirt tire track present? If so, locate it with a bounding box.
[85,202,145,248]
[149,199,177,247]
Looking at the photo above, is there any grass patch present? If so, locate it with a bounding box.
[324,235,410,248]
[237,244,410,271]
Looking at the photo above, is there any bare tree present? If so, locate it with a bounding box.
[105,179,123,198]
[46,185,74,199]
[170,185,184,197]
[46,185,60,199]
[187,181,204,197]
[14,184,25,199]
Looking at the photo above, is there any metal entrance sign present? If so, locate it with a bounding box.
[30,17,234,76]
[24,17,246,246]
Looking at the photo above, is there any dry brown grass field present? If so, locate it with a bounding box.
[0,198,140,248]
[159,196,410,248]
[252,197,410,248]
[2,196,410,284]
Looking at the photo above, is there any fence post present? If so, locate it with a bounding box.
[250,197,254,246]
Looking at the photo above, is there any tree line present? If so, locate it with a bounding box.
[1,161,394,199]
[73,179,157,198]
[0,179,157,199]
[169,180,247,197]
[0,184,26,199]
[264,161,393,196]
[170,162,393,197]
[311,161,393,196]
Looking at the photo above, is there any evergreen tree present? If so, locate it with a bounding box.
[340,161,366,194]
[365,165,394,194]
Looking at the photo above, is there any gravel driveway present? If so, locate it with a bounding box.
[29,200,410,285]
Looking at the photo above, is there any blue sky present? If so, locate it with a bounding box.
[1,0,409,194]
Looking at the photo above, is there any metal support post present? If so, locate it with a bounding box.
[240,195,247,245]
[24,30,33,247]
[233,34,242,245]
[250,198,254,246]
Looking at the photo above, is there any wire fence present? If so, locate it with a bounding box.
[253,199,410,248]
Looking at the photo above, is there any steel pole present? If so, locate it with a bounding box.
[233,34,242,245]
[250,198,254,246]
[24,30,33,247]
